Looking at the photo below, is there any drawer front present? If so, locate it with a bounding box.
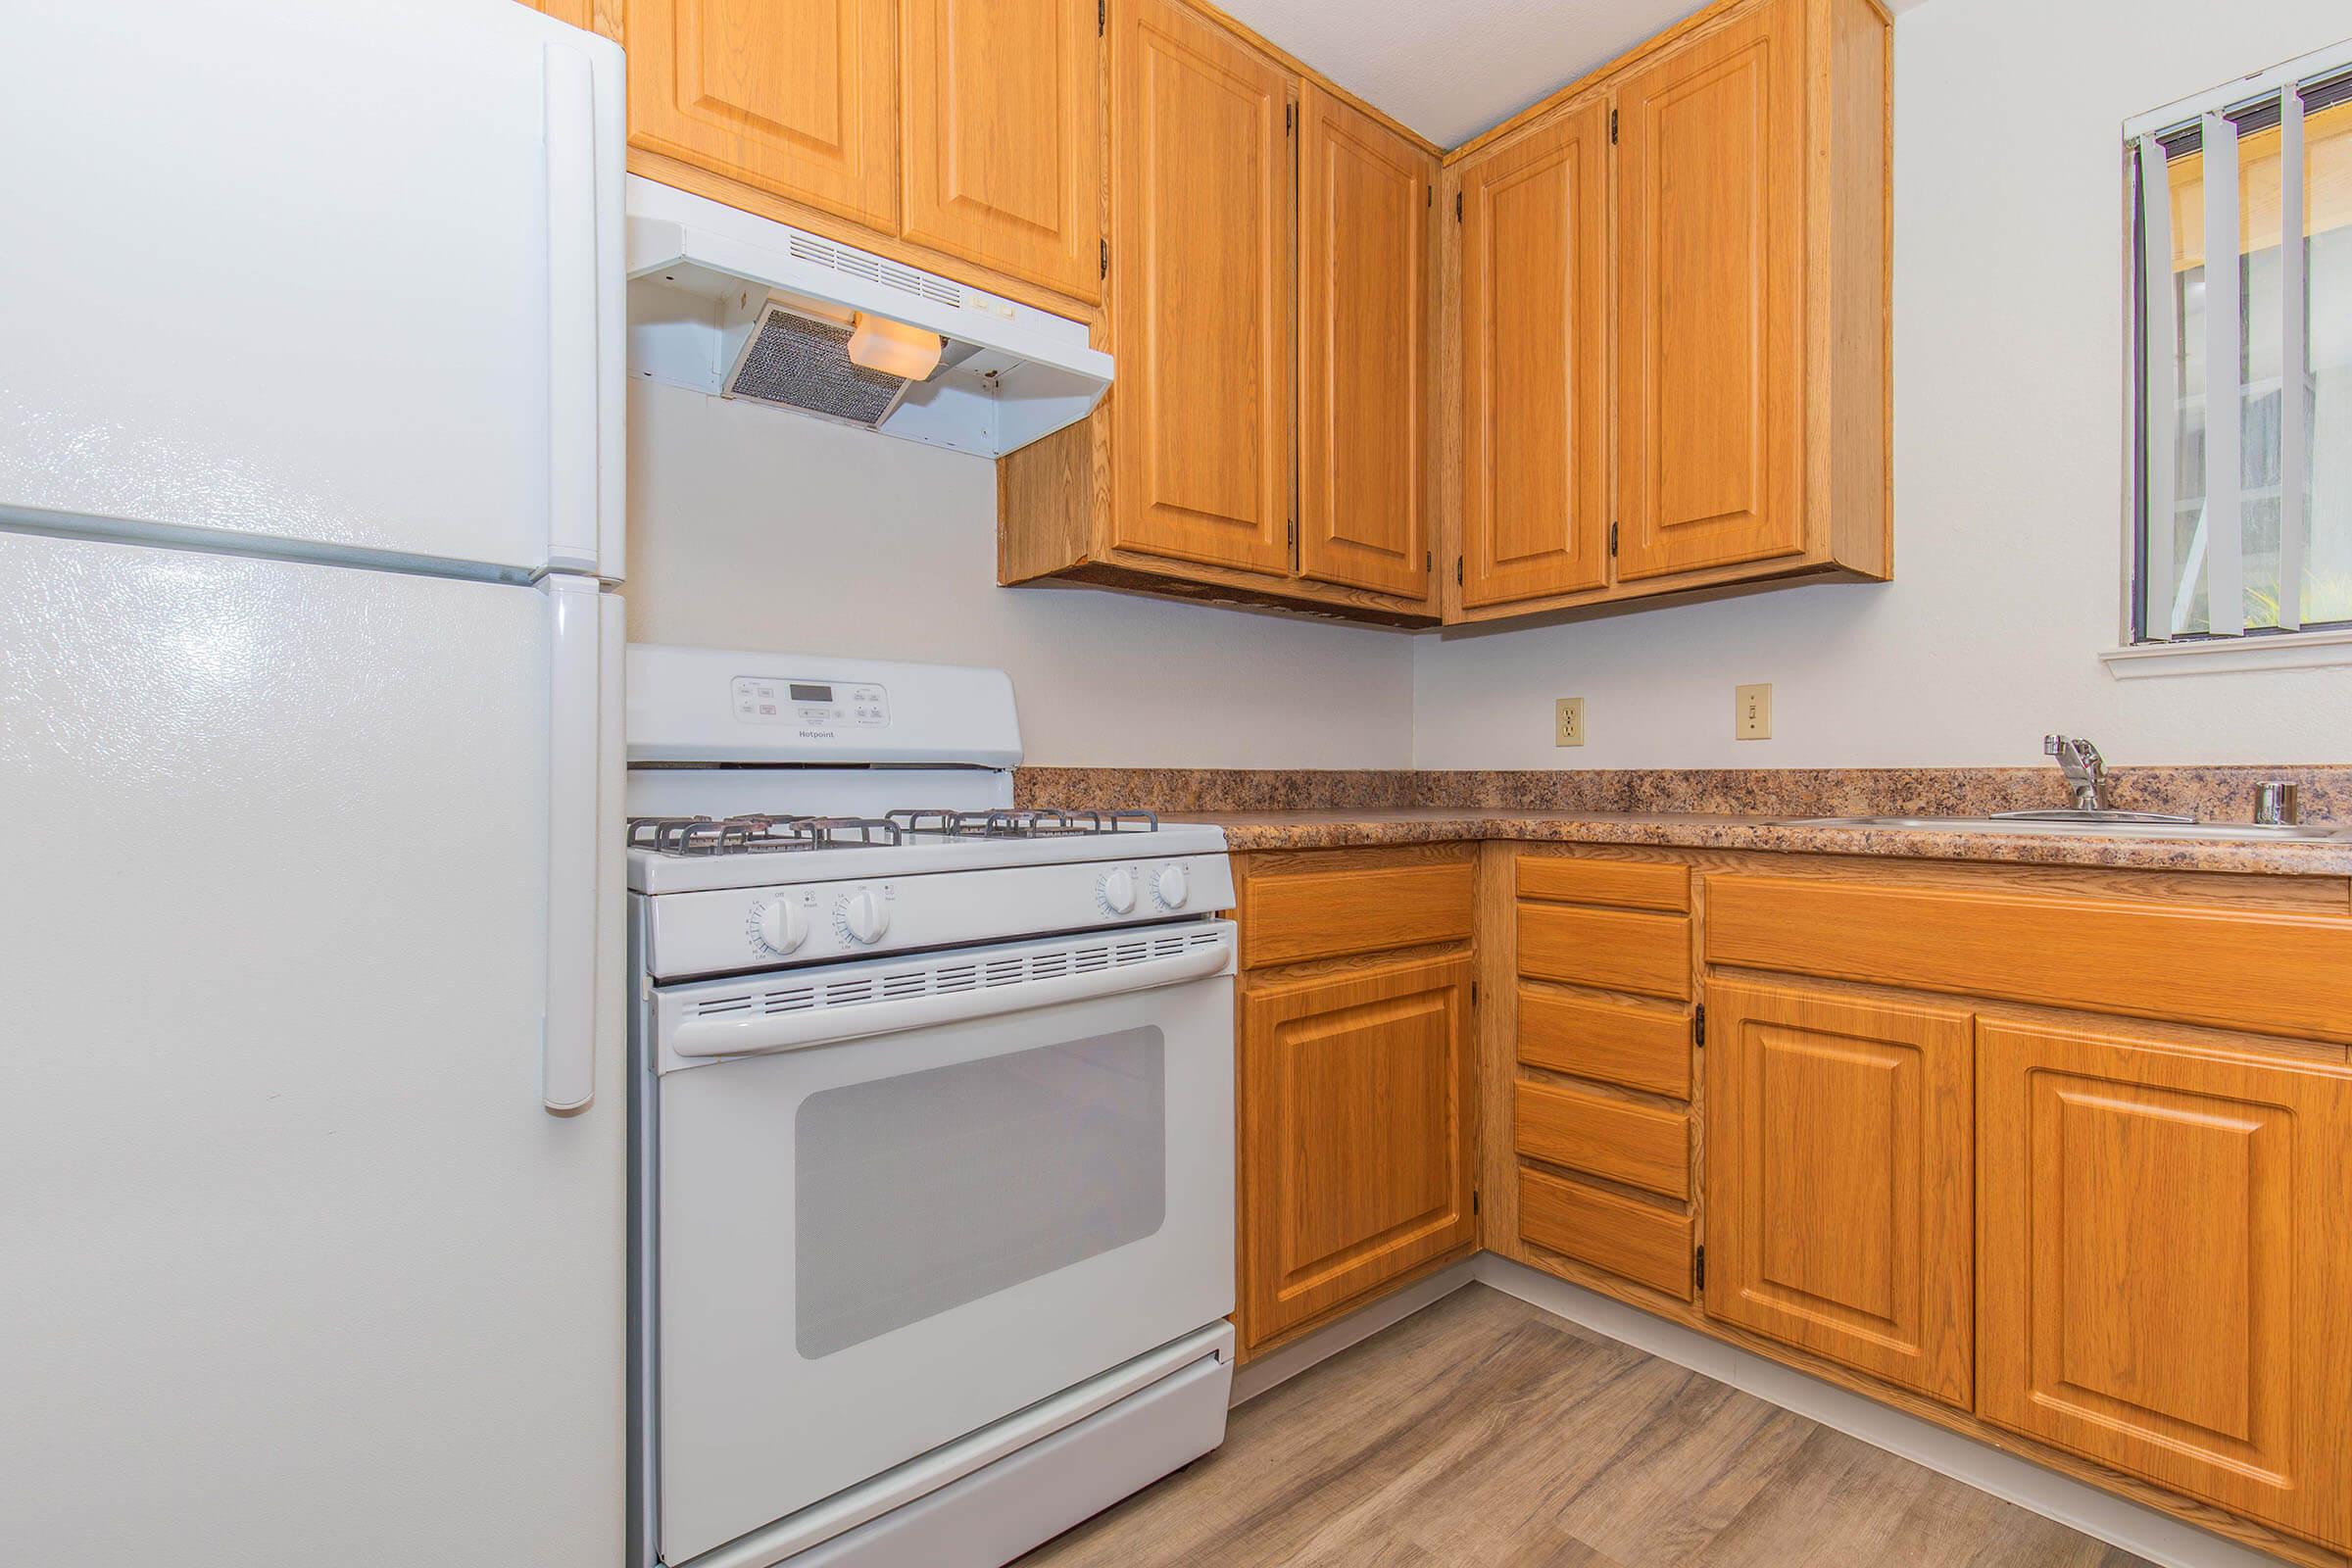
[1519,1167,1693,1299]
[1518,855,1690,912]
[1518,903,1690,1000]
[1242,858,1476,969]
[1517,989,1690,1099]
[1706,875,2352,1045]
[1515,1080,1690,1199]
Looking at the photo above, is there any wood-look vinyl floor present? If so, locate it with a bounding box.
[1015,1286,2152,1568]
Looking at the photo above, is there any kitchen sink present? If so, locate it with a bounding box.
[1787,815,2347,842]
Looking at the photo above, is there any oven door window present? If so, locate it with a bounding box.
[793,1025,1167,1359]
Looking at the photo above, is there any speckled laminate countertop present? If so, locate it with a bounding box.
[1183,807,2352,877]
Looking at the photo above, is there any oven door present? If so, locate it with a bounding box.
[649,922,1236,1566]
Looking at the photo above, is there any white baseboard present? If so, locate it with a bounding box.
[1227,1260,1479,1406]
[1471,1255,2285,1568]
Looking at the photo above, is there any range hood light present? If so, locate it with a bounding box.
[846,313,944,380]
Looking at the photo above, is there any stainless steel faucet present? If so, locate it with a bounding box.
[2045,734,2110,811]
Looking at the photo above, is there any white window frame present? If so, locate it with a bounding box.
[2105,35,2352,678]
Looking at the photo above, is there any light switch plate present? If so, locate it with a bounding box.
[1736,683,1773,741]
[1555,697,1586,748]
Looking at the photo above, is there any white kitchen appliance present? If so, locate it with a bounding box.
[0,2,629,1563]
[625,176,1112,458]
[626,645,1237,1568]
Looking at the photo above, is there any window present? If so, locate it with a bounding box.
[2128,41,2352,652]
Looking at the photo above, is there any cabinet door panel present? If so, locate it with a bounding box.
[1615,0,1803,579]
[900,0,1102,301]
[1978,1022,2352,1548]
[1243,957,1475,1344]
[1458,98,1610,607]
[1706,981,1974,1405]
[627,0,901,232]
[1110,0,1292,573]
[1298,84,1432,600]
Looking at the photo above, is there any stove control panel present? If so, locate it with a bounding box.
[731,675,889,732]
[647,855,1238,980]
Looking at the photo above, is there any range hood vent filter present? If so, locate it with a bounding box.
[726,306,911,428]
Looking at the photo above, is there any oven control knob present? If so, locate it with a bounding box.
[1100,866,1138,915]
[757,900,809,955]
[839,889,890,944]
[1153,864,1190,909]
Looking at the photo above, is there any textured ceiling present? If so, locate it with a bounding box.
[1213,0,1925,147]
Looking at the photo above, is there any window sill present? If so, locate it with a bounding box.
[2100,628,2352,678]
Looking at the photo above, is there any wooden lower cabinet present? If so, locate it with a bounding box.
[1977,1019,2352,1550]
[1703,980,1975,1406]
[1240,956,1477,1347]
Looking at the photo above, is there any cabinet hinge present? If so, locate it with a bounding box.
[1608,520,1618,557]
[1694,1246,1705,1291]
[1287,517,1297,554]
[1693,1004,1705,1047]
[1098,0,1105,36]
[1425,549,1433,572]
[1455,190,1463,222]
[1286,103,1295,134]
[1100,239,1108,279]
[1610,108,1619,144]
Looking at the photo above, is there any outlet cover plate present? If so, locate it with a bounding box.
[1555,697,1587,748]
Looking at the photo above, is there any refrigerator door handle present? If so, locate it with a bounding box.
[542,573,603,1113]
[544,41,602,577]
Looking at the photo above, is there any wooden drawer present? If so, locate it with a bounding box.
[1519,1167,1693,1300]
[1517,989,1690,1099]
[1240,856,1475,969]
[1706,875,2352,1045]
[1518,903,1690,1000]
[1518,855,1690,912]
[1515,1080,1690,1199]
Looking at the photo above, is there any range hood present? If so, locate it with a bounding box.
[624,176,1111,458]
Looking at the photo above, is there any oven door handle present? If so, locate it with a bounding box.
[666,937,1235,1060]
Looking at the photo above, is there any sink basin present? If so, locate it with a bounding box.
[1788,815,2346,843]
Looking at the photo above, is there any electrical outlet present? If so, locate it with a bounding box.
[1735,683,1773,741]
[1554,697,1587,748]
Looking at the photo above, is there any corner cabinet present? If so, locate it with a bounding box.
[999,1,1442,625]
[1445,0,1889,620]
[1231,847,1480,1355]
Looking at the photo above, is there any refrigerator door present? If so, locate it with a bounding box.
[0,531,625,1566]
[0,0,625,581]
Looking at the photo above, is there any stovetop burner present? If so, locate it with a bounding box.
[627,807,1160,857]
[626,814,905,857]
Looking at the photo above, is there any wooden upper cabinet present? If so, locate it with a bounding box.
[900,0,1103,302]
[1242,956,1477,1345]
[1613,0,1805,580]
[1456,96,1610,609]
[625,0,902,232]
[1705,981,1975,1406]
[1978,1021,2352,1549]
[517,0,595,27]
[1108,0,1293,573]
[1297,84,1434,601]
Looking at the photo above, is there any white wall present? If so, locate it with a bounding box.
[1412,0,2352,770]
[624,381,1418,767]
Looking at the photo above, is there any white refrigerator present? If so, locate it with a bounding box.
[0,1,629,1563]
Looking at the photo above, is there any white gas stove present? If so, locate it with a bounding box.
[625,645,1237,1568]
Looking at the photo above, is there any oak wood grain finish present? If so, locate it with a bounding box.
[1520,1169,1695,1300]
[1516,1080,1690,1200]
[1240,857,1475,969]
[624,0,902,231]
[1705,979,1975,1406]
[1518,987,1692,1099]
[1518,854,1692,912]
[1978,1021,2352,1551]
[1297,84,1435,602]
[1705,873,2352,1044]
[1017,1285,2150,1567]
[899,0,1102,301]
[1519,902,1692,1001]
[1241,957,1477,1346]
[1455,95,1611,608]
[1613,0,1805,580]
[1108,0,1292,574]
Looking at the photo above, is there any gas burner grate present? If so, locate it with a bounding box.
[626,814,905,856]
[886,807,1159,839]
